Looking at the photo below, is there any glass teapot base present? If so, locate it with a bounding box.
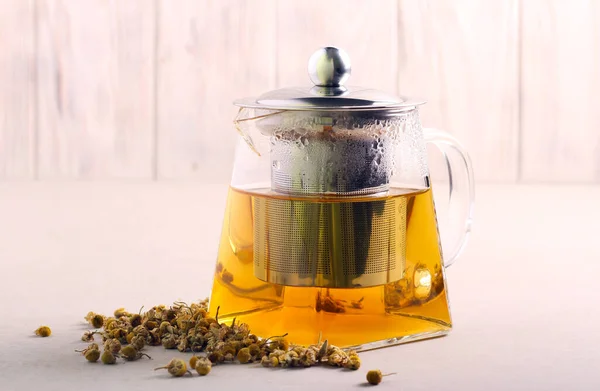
[213,300,451,350]
[209,186,452,349]
[353,329,450,352]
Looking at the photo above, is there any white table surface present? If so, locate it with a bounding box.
[0,182,599,391]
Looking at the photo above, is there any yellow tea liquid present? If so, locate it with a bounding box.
[209,186,451,349]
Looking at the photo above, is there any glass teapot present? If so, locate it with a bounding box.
[209,47,474,350]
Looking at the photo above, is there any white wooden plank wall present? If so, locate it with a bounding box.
[0,0,35,179]
[521,0,600,183]
[0,0,598,183]
[397,0,519,182]
[157,0,276,181]
[36,0,155,179]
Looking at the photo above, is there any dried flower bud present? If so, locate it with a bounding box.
[133,325,149,338]
[81,330,98,342]
[189,355,199,370]
[84,349,101,362]
[155,358,190,377]
[84,311,95,323]
[34,326,51,337]
[327,352,343,367]
[195,358,212,376]
[260,355,271,367]
[159,321,173,334]
[161,333,178,349]
[130,314,142,328]
[101,350,116,365]
[344,357,361,370]
[114,308,128,318]
[131,335,146,351]
[271,337,290,351]
[366,370,382,385]
[366,370,395,385]
[104,339,122,354]
[119,345,151,361]
[221,270,234,284]
[162,309,177,322]
[207,351,224,364]
[237,347,251,364]
[177,337,188,352]
[110,328,127,341]
[248,343,261,357]
[221,342,236,356]
[91,314,104,328]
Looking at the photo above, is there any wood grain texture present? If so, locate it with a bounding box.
[156,0,276,182]
[0,0,35,179]
[397,0,520,182]
[36,0,155,179]
[521,0,600,182]
[277,0,398,91]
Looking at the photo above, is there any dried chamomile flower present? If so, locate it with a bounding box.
[81,330,99,342]
[84,348,101,363]
[177,337,189,352]
[114,308,128,318]
[221,342,236,356]
[155,358,191,377]
[159,321,173,334]
[110,328,128,343]
[237,347,251,364]
[76,343,101,363]
[119,345,151,361]
[260,355,279,367]
[344,350,361,370]
[189,355,199,370]
[344,357,361,370]
[270,337,290,351]
[162,333,178,349]
[34,326,51,337]
[350,297,365,309]
[130,313,142,328]
[366,370,396,385]
[91,314,104,328]
[131,335,146,351]
[84,311,96,323]
[103,317,118,331]
[248,343,261,357]
[195,358,212,376]
[207,351,224,364]
[104,339,122,354]
[327,352,343,367]
[221,269,234,284]
[133,325,149,338]
[260,355,271,367]
[101,350,117,365]
[162,309,177,322]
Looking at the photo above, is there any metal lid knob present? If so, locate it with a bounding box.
[308,47,351,87]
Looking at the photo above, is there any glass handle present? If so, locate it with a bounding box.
[423,128,475,267]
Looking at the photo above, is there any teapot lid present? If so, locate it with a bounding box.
[234,47,425,111]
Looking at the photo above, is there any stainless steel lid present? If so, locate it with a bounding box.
[234,47,425,111]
